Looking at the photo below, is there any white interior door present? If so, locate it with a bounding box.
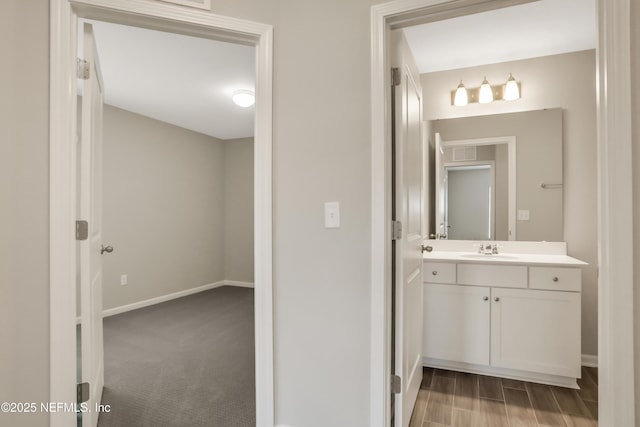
[392,30,423,427]
[446,166,492,240]
[434,133,446,238]
[80,22,105,427]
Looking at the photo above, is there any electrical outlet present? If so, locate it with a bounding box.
[120,274,128,286]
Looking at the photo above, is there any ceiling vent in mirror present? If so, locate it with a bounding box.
[453,146,477,161]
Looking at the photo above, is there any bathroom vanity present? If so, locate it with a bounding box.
[422,241,587,388]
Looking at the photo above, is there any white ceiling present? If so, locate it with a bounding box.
[403,0,596,74]
[82,1,594,139]
[81,20,255,140]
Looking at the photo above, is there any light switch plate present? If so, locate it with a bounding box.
[517,209,530,221]
[324,202,340,228]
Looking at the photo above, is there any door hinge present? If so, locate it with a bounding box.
[77,58,90,80]
[77,382,90,404]
[391,67,401,86]
[392,220,402,240]
[76,220,88,241]
[391,375,402,394]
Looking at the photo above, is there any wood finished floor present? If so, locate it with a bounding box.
[409,366,598,427]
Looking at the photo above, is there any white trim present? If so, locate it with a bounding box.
[77,280,255,321]
[581,354,598,368]
[596,0,635,425]
[371,0,635,426]
[102,281,226,317]
[370,5,391,427]
[157,0,211,11]
[50,2,274,427]
[224,280,256,288]
[423,358,579,389]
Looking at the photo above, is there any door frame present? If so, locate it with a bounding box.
[443,161,496,240]
[439,136,516,240]
[370,1,634,426]
[49,1,274,426]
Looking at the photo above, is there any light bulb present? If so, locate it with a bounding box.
[503,74,520,101]
[478,77,493,104]
[453,81,468,106]
[232,89,255,107]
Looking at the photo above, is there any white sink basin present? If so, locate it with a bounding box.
[459,253,520,260]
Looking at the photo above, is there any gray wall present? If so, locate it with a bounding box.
[224,137,255,284]
[3,1,376,425]
[7,2,640,427]
[102,105,254,311]
[422,50,598,357]
[433,109,564,242]
[0,2,50,426]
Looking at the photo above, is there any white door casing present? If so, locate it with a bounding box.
[79,22,105,427]
[434,133,445,239]
[371,1,635,426]
[50,2,274,427]
[392,30,423,427]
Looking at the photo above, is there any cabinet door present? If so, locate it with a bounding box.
[423,283,490,365]
[490,288,581,378]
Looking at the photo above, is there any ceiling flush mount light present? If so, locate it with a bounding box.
[232,89,255,107]
[478,77,494,104]
[453,81,468,106]
[503,73,521,101]
[450,74,521,106]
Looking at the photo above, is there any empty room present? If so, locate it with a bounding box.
[75,19,257,427]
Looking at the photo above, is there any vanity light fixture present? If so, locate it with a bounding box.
[450,74,521,106]
[478,77,493,104]
[503,73,521,101]
[453,81,468,106]
[232,89,255,107]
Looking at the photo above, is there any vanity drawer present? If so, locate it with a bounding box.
[529,267,581,292]
[458,264,527,288]
[424,262,456,284]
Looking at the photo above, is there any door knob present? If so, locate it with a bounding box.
[494,297,500,302]
[483,296,489,301]
[101,244,114,255]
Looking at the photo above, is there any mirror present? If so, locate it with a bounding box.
[430,108,563,241]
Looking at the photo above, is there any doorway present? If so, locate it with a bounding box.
[50,2,273,427]
[75,18,258,426]
[370,1,634,427]
[445,164,494,240]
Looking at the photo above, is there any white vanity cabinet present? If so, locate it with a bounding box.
[490,287,581,378]
[423,283,490,365]
[423,259,583,388]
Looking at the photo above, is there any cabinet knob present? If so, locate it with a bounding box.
[552,277,559,282]
[483,296,489,301]
[432,271,438,276]
[494,297,500,302]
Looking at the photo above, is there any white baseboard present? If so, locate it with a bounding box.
[581,354,598,367]
[223,280,255,288]
[101,279,255,318]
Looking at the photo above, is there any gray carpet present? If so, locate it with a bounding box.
[97,286,255,427]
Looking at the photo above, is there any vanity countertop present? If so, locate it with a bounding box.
[423,251,587,267]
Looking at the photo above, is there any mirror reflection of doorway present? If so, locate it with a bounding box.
[445,163,494,240]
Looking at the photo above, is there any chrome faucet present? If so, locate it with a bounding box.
[477,243,499,255]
